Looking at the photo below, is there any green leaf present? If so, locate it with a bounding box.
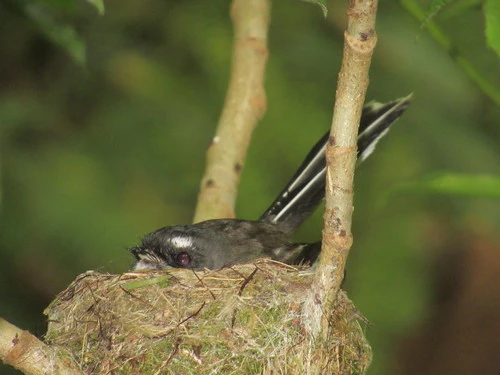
[87,0,105,15]
[123,275,172,290]
[301,0,328,17]
[484,0,500,58]
[386,173,500,200]
[24,3,86,66]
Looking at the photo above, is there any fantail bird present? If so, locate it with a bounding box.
[130,95,412,270]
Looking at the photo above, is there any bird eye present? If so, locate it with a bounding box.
[176,252,191,266]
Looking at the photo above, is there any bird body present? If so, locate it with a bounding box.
[133,219,302,270]
[131,95,412,270]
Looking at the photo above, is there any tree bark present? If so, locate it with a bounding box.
[193,0,270,222]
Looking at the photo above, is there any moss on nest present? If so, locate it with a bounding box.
[44,260,371,374]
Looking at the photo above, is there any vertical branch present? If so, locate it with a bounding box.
[303,0,379,336]
[193,0,270,223]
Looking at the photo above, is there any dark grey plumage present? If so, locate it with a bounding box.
[130,95,412,270]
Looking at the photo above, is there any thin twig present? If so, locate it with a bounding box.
[238,266,259,296]
[399,0,500,106]
[119,285,154,308]
[191,269,216,300]
[193,0,271,222]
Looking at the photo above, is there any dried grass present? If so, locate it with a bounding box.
[44,260,371,374]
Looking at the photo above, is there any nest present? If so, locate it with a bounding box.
[44,260,371,374]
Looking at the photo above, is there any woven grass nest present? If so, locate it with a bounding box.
[44,259,371,374]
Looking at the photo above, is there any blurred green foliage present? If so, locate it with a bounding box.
[484,0,500,57]
[0,0,499,374]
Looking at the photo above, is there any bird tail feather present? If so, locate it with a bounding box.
[259,94,413,233]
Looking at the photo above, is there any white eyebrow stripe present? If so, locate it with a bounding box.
[169,236,193,248]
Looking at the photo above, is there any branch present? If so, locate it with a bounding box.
[304,0,379,336]
[0,317,82,375]
[193,0,270,222]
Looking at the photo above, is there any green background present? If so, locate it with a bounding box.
[1,0,499,374]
